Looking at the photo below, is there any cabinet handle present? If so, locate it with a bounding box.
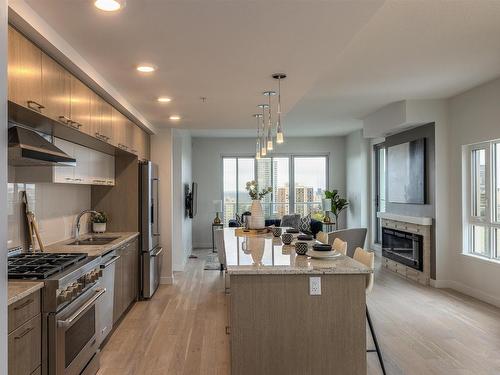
[13,298,34,310]
[14,326,34,340]
[65,178,74,181]
[74,178,83,182]
[71,121,83,129]
[59,115,72,125]
[225,326,231,335]
[27,100,45,112]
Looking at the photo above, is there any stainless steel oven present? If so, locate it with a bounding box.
[47,285,105,375]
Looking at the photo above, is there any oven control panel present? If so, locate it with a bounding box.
[57,267,102,305]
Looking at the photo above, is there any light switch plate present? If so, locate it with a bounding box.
[309,276,321,295]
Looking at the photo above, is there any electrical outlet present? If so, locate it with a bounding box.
[309,276,321,295]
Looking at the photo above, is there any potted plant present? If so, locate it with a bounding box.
[324,190,349,230]
[245,180,272,229]
[91,211,108,233]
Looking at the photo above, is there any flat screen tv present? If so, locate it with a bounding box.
[387,138,426,204]
[185,182,198,218]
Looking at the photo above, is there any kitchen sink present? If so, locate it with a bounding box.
[68,237,119,246]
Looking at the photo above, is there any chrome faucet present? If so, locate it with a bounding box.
[75,209,99,240]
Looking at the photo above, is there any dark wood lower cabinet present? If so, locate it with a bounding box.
[8,291,42,375]
[113,238,139,324]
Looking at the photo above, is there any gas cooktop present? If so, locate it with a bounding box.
[8,252,87,279]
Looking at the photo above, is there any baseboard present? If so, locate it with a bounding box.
[173,263,185,272]
[193,242,212,249]
[432,279,500,308]
[160,275,174,285]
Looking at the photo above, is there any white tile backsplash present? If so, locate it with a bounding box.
[8,182,91,250]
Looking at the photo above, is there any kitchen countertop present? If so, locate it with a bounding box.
[8,281,44,305]
[223,228,372,275]
[45,232,140,257]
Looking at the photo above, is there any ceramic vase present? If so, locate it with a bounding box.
[92,222,106,233]
[249,200,265,229]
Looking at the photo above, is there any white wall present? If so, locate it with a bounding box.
[171,129,192,271]
[151,128,173,284]
[443,77,500,306]
[345,130,370,229]
[7,180,91,249]
[191,136,346,248]
[1,0,8,370]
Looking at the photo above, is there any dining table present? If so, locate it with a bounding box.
[223,227,372,375]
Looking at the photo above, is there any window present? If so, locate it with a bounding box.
[257,157,290,218]
[222,155,328,224]
[465,141,500,259]
[374,145,386,244]
[222,157,255,224]
[293,157,327,218]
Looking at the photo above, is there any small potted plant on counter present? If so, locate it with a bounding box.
[91,211,108,233]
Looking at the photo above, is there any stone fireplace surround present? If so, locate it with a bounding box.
[377,212,432,285]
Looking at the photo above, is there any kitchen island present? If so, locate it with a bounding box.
[223,228,372,375]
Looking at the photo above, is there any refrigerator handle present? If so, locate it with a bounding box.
[153,178,160,236]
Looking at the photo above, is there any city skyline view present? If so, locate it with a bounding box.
[222,156,327,223]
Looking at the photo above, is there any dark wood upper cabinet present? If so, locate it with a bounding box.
[8,26,44,113]
[70,76,92,135]
[8,25,150,160]
[41,52,71,124]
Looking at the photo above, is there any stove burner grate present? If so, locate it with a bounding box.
[8,253,87,280]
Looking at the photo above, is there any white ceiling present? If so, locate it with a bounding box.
[17,0,500,137]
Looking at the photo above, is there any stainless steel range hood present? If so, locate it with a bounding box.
[8,126,77,167]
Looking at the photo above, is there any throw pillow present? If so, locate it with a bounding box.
[299,214,311,233]
[281,214,300,229]
[235,213,243,227]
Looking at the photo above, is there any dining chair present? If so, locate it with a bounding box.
[316,231,329,244]
[329,228,367,257]
[332,238,347,255]
[214,229,230,293]
[353,247,386,375]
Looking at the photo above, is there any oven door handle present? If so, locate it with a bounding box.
[100,255,120,269]
[152,247,163,257]
[57,288,106,328]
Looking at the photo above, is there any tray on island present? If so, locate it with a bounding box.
[235,228,269,237]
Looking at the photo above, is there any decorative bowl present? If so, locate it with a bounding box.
[312,243,332,252]
[281,233,294,245]
[295,241,309,255]
[270,227,282,237]
[297,234,313,241]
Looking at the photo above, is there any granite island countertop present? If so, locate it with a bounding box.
[45,232,139,257]
[8,281,44,305]
[222,228,372,276]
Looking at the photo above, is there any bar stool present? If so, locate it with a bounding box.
[353,247,386,375]
[332,238,347,255]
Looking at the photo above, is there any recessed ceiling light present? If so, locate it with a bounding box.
[136,64,156,73]
[157,97,172,103]
[169,115,181,121]
[94,0,125,12]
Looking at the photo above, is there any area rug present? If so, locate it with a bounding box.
[204,253,221,270]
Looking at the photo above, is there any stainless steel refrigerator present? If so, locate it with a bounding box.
[139,161,163,299]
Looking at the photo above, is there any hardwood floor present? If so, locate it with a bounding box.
[98,250,500,375]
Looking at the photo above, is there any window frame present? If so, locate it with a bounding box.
[464,141,500,260]
[221,153,329,222]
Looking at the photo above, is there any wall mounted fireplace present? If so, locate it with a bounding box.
[382,227,423,271]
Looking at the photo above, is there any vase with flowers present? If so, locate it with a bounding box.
[245,180,272,229]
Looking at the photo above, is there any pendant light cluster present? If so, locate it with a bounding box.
[254,73,287,160]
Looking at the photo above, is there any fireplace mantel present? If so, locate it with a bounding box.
[377,212,432,226]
